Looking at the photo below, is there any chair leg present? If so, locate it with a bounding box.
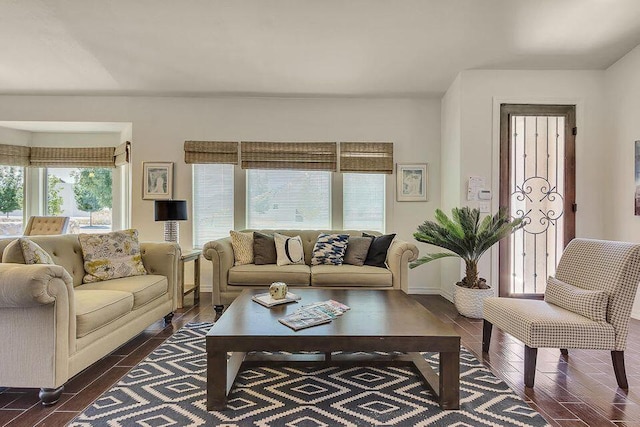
[214,305,224,314]
[612,351,628,389]
[560,348,568,356]
[164,312,174,324]
[482,320,492,353]
[39,386,64,406]
[524,345,538,388]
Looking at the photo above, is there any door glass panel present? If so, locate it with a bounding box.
[508,116,565,295]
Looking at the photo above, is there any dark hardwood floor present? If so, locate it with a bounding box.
[1,293,639,426]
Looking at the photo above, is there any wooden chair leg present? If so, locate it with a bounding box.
[612,351,628,389]
[560,348,568,356]
[482,320,492,353]
[524,345,538,388]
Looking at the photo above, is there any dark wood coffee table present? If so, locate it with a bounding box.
[206,289,460,411]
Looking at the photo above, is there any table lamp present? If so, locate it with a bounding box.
[154,200,188,243]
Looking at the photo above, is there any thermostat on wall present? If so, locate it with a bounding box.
[478,189,492,200]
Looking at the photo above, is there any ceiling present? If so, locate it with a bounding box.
[1,0,640,98]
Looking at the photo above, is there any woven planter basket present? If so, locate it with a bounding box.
[453,284,495,319]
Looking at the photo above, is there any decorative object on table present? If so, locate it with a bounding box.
[69,322,549,427]
[279,299,350,331]
[269,282,288,299]
[410,207,522,318]
[252,291,300,308]
[396,163,428,201]
[142,162,173,200]
[154,200,188,243]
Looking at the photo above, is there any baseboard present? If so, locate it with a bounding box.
[408,287,441,295]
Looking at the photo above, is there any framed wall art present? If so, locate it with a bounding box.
[143,162,173,200]
[396,163,428,202]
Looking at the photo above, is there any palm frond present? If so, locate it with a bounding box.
[409,252,459,269]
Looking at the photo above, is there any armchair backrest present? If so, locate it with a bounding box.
[24,216,70,236]
[555,238,640,350]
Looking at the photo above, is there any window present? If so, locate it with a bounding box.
[247,169,331,229]
[192,164,234,247]
[343,173,385,231]
[0,166,24,237]
[46,168,113,234]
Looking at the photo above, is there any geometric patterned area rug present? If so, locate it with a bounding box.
[70,322,550,426]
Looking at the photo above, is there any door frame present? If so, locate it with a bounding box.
[498,104,576,298]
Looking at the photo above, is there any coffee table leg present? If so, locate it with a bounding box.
[207,351,227,410]
[439,350,460,409]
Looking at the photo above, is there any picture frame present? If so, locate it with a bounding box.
[143,162,173,200]
[396,163,428,202]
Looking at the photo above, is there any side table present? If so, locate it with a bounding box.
[178,249,202,309]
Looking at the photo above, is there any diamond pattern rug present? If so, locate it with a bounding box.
[70,322,549,426]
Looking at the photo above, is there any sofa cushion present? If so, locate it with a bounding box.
[310,264,392,287]
[228,264,310,286]
[274,233,305,266]
[230,230,254,266]
[363,232,396,267]
[311,233,349,266]
[74,289,134,338]
[79,229,147,283]
[253,232,277,265]
[77,275,168,310]
[343,236,373,266]
[544,276,608,322]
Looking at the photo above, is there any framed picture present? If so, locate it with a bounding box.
[143,162,173,200]
[396,163,428,202]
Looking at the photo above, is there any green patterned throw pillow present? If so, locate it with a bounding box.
[18,238,54,264]
[79,229,147,283]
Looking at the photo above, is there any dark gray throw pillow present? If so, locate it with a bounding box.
[363,232,396,268]
[253,232,277,265]
[343,236,373,266]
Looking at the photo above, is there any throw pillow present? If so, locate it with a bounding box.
[230,230,254,266]
[363,232,396,268]
[343,236,373,266]
[311,233,349,266]
[253,231,277,265]
[79,229,147,283]
[18,238,54,264]
[274,233,305,266]
[544,276,608,322]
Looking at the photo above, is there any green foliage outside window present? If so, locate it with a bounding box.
[72,168,112,226]
[0,167,23,217]
[47,175,64,216]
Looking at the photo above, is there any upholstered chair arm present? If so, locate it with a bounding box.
[0,263,75,388]
[0,263,73,307]
[203,237,234,306]
[140,242,181,311]
[386,239,419,293]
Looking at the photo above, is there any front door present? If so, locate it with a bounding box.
[499,104,576,298]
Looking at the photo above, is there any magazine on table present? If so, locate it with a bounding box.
[279,299,351,330]
[252,292,301,308]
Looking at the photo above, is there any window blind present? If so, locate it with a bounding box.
[184,141,239,164]
[29,147,116,168]
[0,144,30,166]
[343,173,385,232]
[241,141,337,171]
[339,142,394,174]
[114,141,131,166]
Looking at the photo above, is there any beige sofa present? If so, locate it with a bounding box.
[0,234,180,405]
[203,230,419,308]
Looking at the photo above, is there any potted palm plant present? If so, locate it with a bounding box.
[410,207,523,318]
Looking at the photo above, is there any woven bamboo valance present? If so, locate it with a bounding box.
[339,142,394,174]
[241,141,337,171]
[0,144,30,166]
[114,141,131,166]
[184,141,239,164]
[29,147,117,168]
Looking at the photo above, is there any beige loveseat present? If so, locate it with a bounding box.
[203,230,419,308]
[0,234,179,405]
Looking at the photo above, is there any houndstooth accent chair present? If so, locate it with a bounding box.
[483,238,640,388]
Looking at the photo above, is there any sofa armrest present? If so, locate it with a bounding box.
[140,242,181,311]
[386,239,419,293]
[203,237,235,306]
[0,263,73,307]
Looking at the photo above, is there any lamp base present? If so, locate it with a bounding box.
[164,221,179,243]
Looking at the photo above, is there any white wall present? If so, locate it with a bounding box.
[439,70,608,300]
[0,126,31,146]
[605,44,640,318]
[0,95,442,293]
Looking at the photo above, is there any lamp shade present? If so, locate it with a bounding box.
[155,200,188,221]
